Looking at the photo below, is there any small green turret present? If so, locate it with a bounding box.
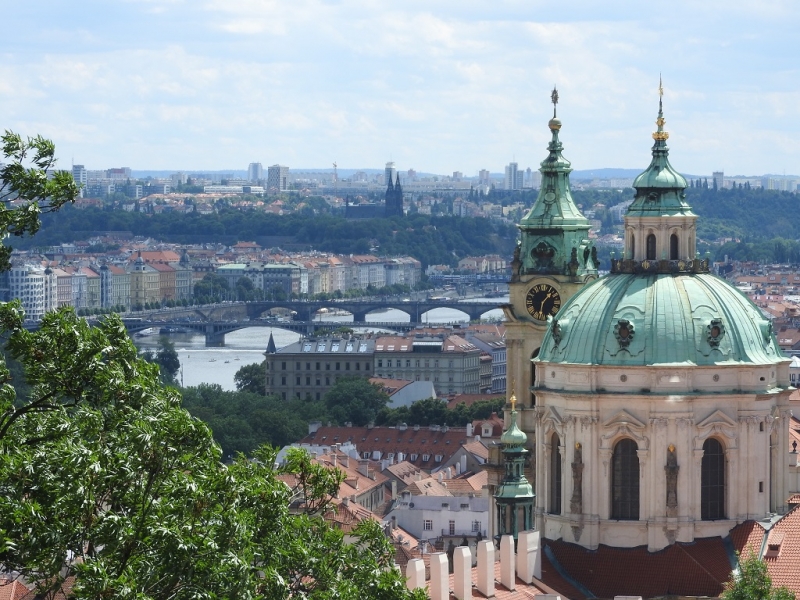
[494,390,535,540]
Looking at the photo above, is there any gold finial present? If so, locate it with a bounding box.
[551,86,559,118]
[548,86,562,130]
[509,381,517,411]
[575,442,582,450]
[652,75,669,141]
[668,443,675,453]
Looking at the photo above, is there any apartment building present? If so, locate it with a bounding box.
[264,334,376,401]
[8,265,48,322]
[100,264,131,309]
[372,334,482,395]
[128,254,160,309]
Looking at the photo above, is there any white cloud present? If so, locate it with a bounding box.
[1,1,800,174]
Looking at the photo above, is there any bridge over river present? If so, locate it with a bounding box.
[126,297,505,346]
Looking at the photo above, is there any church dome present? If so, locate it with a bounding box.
[538,272,783,367]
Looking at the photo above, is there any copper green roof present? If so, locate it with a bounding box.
[538,273,784,367]
[500,409,528,446]
[627,95,694,218]
[518,119,592,230]
[515,97,596,278]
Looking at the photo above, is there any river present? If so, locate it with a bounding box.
[135,298,507,390]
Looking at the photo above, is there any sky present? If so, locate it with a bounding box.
[3,1,800,177]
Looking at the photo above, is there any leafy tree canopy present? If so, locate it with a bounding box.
[0,131,423,600]
[324,375,391,426]
[722,551,795,600]
[233,360,266,395]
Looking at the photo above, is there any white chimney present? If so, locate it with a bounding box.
[500,534,515,591]
[429,553,449,600]
[476,540,495,597]
[453,546,471,600]
[392,480,398,500]
[460,454,467,474]
[517,530,542,583]
[437,472,443,483]
[466,423,474,436]
[406,558,425,591]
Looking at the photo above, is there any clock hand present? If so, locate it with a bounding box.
[540,291,553,312]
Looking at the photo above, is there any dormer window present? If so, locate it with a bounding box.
[765,533,784,558]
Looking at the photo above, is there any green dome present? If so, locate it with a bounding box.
[631,151,688,190]
[500,408,528,446]
[539,273,784,366]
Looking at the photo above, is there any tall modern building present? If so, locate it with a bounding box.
[504,162,523,190]
[266,165,289,194]
[712,170,724,189]
[384,162,397,187]
[248,162,263,182]
[71,164,87,197]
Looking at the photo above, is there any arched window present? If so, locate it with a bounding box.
[629,233,635,260]
[701,438,725,520]
[549,434,562,515]
[530,348,539,406]
[670,233,679,260]
[611,438,639,520]
[646,234,657,260]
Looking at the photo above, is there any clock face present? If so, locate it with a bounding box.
[525,283,562,321]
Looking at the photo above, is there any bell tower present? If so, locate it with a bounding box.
[503,89,597,417]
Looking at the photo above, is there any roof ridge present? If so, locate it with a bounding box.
[674,542,723,585]
[543,543,596,599]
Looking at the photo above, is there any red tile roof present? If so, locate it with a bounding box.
[300,425,471,471]
[763,505,800,593]
[729,520,766,557]
[545,536,734,598]
[384,460,424,484]
[18,576,75,600]
[443,558,576,599]
[446,394,505,409]
[0,580,31,600]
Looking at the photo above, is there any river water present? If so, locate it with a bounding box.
[135,298,507,390]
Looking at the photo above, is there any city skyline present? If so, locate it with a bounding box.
[4,2,800,176]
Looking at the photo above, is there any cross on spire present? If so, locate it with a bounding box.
[551,86,559,118]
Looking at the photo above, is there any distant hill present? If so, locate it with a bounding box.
[571,168,644,180]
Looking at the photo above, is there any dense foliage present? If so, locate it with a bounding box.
[376,397,505,427]
[19,183,800,267]
[0,131,425,600]
[181,383,321,456]
[19,206,518,268]
[721,551,795,600]
[180,364,506,455]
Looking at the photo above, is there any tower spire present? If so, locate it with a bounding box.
[616,77,700,272]
[516,88,595,278]
[653,75,668,142]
